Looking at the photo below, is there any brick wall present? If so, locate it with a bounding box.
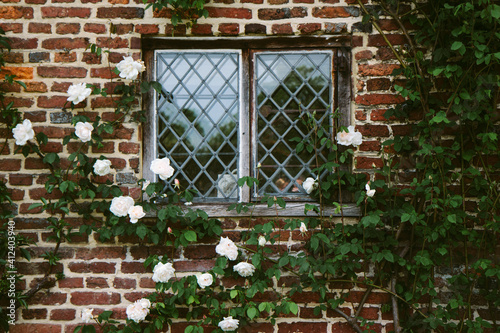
[1,0,407,332]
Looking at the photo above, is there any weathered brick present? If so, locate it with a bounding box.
[368,34,407,46]
[38,66,87,78]
[0,66,33,80]
[96,7,144,19]
[28,23,51,34]
[191,24,213,35]
[58,277,84,289]
[219,23,239,35]
[118,142,140,154]
[10,324,61,333]
[86,277,109,288]
[84,23,107,34]
[0,23,23,33]
[206,7,252,19]
[56,23,80,34]
[40,141,63,153]
[8,37,38,49]
[3,96,33,107]
[42,38,89,50]
[272,23,293,35]
[68,262,116,274]
[112,23,134,35]
[245,23,266,34]
[97,37,129,49]
[25,81,48,92]
[90,67,119,79]
[0,159,21,171]
[298,23,321,34]
[22,309,47,320]
[358,64,400,76]
[70,292,120,305]
[41,7,91,18]
[29,52,50,63]
[9,174,33,186]
[279,322,327,333]
[37,96,73,108]
[366,78,391,91]
[0,6,33,19]
[355,94,405,106]
[325,22,347,33]
[258,8,291,20]
[355,157,384,169]
[3,52,23,63]
[75,247,126,260]
[54,52,76,63]
[113,277,136,289]
[50,309,75,321]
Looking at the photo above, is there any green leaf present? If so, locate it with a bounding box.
[184,230,197,242]
[451,41,463,51]
[230,290,238,299]
[136,224,148,240]
[247,307,257,319]
[289,302,298,315]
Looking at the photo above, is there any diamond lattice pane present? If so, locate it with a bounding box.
[255,52,333,197]
[156,51,240,201]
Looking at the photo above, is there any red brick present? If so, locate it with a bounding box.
[0,6,33,19]
[54,52,77,62]
[206,7,252,19]
[40,141,63,153]
[38,66,87,78]
[165,24,186,36]
[37,96,72,108]
[366,78,391,91]
[9,188,24,200]
[269,0,288,3]
[82,52,102,65]
[68,262,116,274]
[9,174,33,185]
[357,124,389,137]
[3,52,23,63]
[75,247,126,260]
[28,23,51,33]
[291,7,307,17]
[42,37,89,50]
[359,140,381,152]
[8,37,37,49]
[70,292,120,305]
[121,261,149,274]
[358,64,400,76]
[279,322,327,333]
[3,96,34,107]
[56,23,80,34]
[58,277,84,288]
[0,159,21,171]
[258,8,291,20]
[28,291,67,306]
[272,23,293,35]
[128,158,139,169]
[392,124,414,136]
[84,23,107,34]
[96,37,128,49]
[245,23,266,34]
[118,142,140,154]
[219,23,239,35]
[91,141,114,154]
[135,24,159,34]
[355,94,405,106]
[101,126,134,140]
[22,309,47,320]
[113,277,136,289]
[359,307,380,320]
[25,81,48,92]
[26,0,46,3]
[41,7,91,18]
[0,23,22,33]
[376,47,397,61]
[29,187,62,199]
[86,277,109,288]
[173,260,215,272]
[355,50,373,61]
[368,34,407,47]
[50,309,75,321]
[355,157,384,169]
[112,23,133,35]
[90,67,119,79]
[332,322,356,333]
[298,23,321,34]
[96,7,144,18]
[10,324,61,333]
[313,7,353,18]
[191,24,213,35]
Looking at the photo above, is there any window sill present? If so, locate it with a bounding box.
[153,202,360,218]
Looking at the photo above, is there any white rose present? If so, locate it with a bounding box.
[126,301,149,323]
[215,237,238,261]
[67,82,92,104]
[299,222,308,233]
[93,159,112,176]
[116,56,146,80]
[196,273,213,288]
[218,316,239,332]
[128,205,146,224]
[142,180,150,191]
[258,235,266,247]
[336,125,363,147]
[150,158,175,181]
[137,298,151,310]
[152,262,175,283]
[109,196,135,217]
[302,177,318,194]
[365,183,376,197]
[12,119,35,146]
[75,122,93,143]
[233,262,255,277]
[81,308,94,323]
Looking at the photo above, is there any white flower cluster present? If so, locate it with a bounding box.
[365,183,376,197]
[197,273,213,288]
[93,159,112,176]
[152,262,175,283]
[75,122,93,143]
[299,222,308,233]
[218,316,239,332]
[233,262,255,277]
[109,196,145,224]
[215,237,238,261]
[150,157,175,181]
[67,83,92,105]
[302,177,318,194]
[116,56,146,80]
[336,125,363,147]
[81,308,94,323]
[126,298,151,323]
[12,119,35,146]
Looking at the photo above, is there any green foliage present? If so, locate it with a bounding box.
[142,0,208,28]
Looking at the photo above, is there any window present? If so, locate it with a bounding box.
[143,37,351,205]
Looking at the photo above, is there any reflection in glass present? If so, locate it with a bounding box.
[156,51,240,201]
[255,52,333,197]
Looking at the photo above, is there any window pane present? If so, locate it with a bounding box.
[255,52,332,197]
[156,51,240,201]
